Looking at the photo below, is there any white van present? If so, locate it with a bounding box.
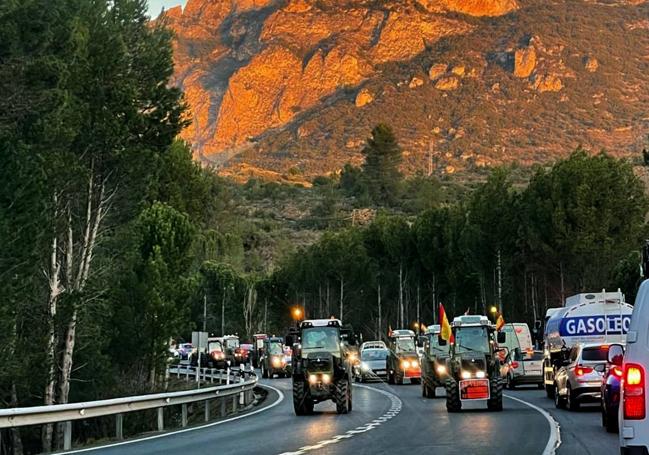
[619,280,649,455]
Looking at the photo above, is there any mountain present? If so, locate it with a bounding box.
[164,0,649,180]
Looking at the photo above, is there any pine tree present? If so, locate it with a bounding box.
[361,124,403,204]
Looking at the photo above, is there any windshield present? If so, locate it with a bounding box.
[268,343,283,355]
[208,341,223,352]
[361,349,388,360]
[582,346,609,362]
[302,327,340,353]
[395,338,416,352]
[226,339,239,349]
[428,336,448,355]
[454,327,490,354]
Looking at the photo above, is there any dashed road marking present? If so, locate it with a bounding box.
[277,385,402,455]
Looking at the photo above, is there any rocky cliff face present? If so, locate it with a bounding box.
[164,0,649,177]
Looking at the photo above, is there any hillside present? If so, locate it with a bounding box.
[164,0,649,179]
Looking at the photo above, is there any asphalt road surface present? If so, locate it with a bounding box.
[68,377,618,455]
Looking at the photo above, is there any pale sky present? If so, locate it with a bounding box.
[147,0,186,17]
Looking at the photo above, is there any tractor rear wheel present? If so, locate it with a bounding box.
[487,378,503,411]
[445,379,461,412]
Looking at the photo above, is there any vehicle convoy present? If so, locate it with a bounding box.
[189,338,227,369]
[444,315,506,412]
[387,329,421,384]
[354,347,389,382]
[290,319,354,415]
[601,343,624,433]
[260,337,292,378]
[420,325,450,398]
[543,291,633,399]
[501,349,544,389]
[554,342,611,411]
[619,279,649,455]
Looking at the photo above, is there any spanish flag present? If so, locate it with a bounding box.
[496,313,505,331]
[439,303,454,343]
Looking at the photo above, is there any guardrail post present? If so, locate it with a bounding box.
[177,366,180,378]
[186,366,190,381]
[63,421,72,450]
[204,400,210,422]
[116,413,124,440]
[239,375,245,405]
[210,368,214,383]
[220,398,226,417]
[157,407,164,432]
[231,395,237,413]
[181,404,188,427]
[226,368,230,385]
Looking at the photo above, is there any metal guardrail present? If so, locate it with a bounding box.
[0,365,257,451]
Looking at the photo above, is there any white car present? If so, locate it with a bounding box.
[619,280,649,455]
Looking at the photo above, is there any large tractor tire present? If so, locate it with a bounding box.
[487,378,503,411]
[411,378,421,385]
[422,380,436,398]
[445,379,462,412]
[293,379,313,415]
[335,378,351,414]
[395,370,404,385]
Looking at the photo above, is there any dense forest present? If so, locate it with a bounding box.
[1,1,648,454]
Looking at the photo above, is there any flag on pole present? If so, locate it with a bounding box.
[496,313,506,331]
[439,303,454,343]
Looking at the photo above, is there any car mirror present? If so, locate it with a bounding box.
[607,344,624,366]
[497,331,506,344]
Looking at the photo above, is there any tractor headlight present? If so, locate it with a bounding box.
[401,360,411,369]
[361,362,370,371]
[475,371,486,379]
[322,374,331,384]
[308,374,317,384]
[461,370,471,379]
[272,357,282,367]
[436,365,447,375]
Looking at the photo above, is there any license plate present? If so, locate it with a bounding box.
[460,379,490,400]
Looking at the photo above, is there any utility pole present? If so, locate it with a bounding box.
[416,285,420,335]
[221,286,226,335]
[378,282,382,340]
[264,298,268,333]
[497,248,503,313]
[399,264,404,328]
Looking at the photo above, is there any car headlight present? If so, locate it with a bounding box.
[475,371,486,379]
[401,360,411,369]
[436,365,447,374]
[361,362,370,371]
[461,370,471,379]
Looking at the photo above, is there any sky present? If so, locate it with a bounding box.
[147,0,186,17]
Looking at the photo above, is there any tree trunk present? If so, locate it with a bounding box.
[497,248,503,313]
[42,195,60,453]
[377,282,382,340]
[326,281,330,317]
[559,261,565,304]
[339,277,344,320]
[398,264,403,328]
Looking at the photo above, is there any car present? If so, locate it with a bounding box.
[260,337,292,378]
[619,276,649,455]
[386,329,421,384]
[501,348,544,389]
[361,341,387,351]
[554,343,609,411]
[601,343,624,433]
[176,343,193,360]
[354,348,389,382]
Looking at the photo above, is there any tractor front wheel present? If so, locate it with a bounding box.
[445,379,461,412]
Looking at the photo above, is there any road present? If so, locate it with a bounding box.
[68,378,618,455]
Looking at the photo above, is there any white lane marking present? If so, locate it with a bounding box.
[505,394,562,455]
[277,384,402,455]
[60,384,285,454]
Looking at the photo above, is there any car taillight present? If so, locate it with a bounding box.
[575,365,594,376]
[511,361,519,369]
[612,366,623,378]
[624,363,645,420]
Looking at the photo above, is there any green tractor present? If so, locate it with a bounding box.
[442,315,506,412]
[289,319,355,415]
[420,324,450,398]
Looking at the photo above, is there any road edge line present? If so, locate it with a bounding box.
[505,394,561,455]
[60,384,285,454]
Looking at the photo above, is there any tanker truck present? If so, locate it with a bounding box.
[543,290,633,398]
